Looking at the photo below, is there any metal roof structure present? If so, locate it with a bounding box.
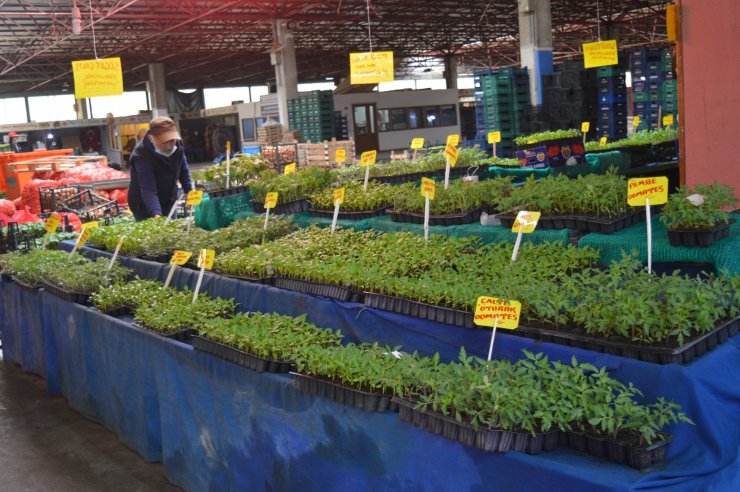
[0,0,672,97]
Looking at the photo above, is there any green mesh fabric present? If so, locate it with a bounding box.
[579,213,740,275]
[195,192,255,231]
[487,166,551,182]
[290,212,377,232]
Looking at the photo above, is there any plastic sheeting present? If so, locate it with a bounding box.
[2,261,740,491]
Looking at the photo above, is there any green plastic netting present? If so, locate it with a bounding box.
[579,213,740,275]
[195,192,256,231]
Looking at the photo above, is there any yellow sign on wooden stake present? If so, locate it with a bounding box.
[421,177,436,200]
[474,297,521,329]
[628,177,668,206]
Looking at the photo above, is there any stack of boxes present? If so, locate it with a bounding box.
[288,90,335,142]
[474,67,530,157]
[532,61,598,135]
[596,65,628,140]
[631,48,675,131]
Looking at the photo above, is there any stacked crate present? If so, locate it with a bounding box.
[474,67,530,157]
[532,61,598,135]
[288,90,335,143]
[596,65,628,140]
[631,48,675,131]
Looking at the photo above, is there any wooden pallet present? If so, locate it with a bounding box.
[5,155,107,172]
[297,139,355,167]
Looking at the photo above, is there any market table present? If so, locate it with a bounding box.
[2,253,739,491]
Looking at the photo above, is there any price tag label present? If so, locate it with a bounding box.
[335,148,346,163]
[632,116,641,128]
[334,187,345,206]
[663,114,674,126]
[474,297,521,329]
[283,163,297,175]
[76,221,99,248]
[581,122,590,133]
[186,190,203,206]
[421,177,436,200]
[627,177,668,206]
[264,192,278,209]
[511,211,541,233]
[599,136,608,147]
[226,141,231,153]
[487,131,501,144]
[410,138,425,150]
[444,144,459,167]
[45,213,61,234]
[446,134,460,147]
[170,250,193,265]
[360,150,377,167]
[197,249,215,270]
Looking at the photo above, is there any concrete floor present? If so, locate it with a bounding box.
[0,354,181,492]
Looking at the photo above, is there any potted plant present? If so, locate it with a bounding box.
[659,182,737,247]
[42,257,130,305]
[309,181,396,220]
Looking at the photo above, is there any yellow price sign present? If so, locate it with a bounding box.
[474,297,521,329]
[334,187,345,206]
[446,134,460,147]
[599,136,608,147]
[582,39,619,69]
[45,213,61,234]
[633,116,641,128]
[511,211,541,233]
[197,249,215,270]
[627,177,669,206]
[663,114,674,127]
[444,144,459,167]
[360,150,377,168]
[410,138,425,150]
[170,250,193,266]
[421,177,436,200]
[283,163,297,175]
[335,148,346,163]
[264,192,279,210]
[71,57,124,99]
[186,190,203,206]
[75,221,98,248]
[581,122,590,133]
[488,131,501,144]
[349,51,394,85]
[226,141,231,153]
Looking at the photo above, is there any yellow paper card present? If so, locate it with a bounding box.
[583,40,619,69]
[45,214,61,234]
[474,297,521,329]
[599,136,608,147]
[511,211,541,233]
[283,163,297,175]
[264,192,279,209]
[360,150,377,168]
[446,134,460,147]
[72,57,124,99]
[581,122,590,133]
[197,249,215,270]
[170,251,193,265]
[421,177,436,200]
[633,116,641,128]
[349,51,394,84]
[444,144,459,167]
[75,221,98,248]
[663,114,674,127]
[186,190,203,206]
[488,131,501,144]
[410,138,425,150]
[335,148,346,163]
[628,177,669,206]
[334,187,345,206]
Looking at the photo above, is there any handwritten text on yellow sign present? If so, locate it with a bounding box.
[72,57,124,99]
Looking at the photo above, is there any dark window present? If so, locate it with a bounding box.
[441,105,457,126]
[242,118,255,140]
[378,109,391,132]
[390,108,408,130]
[423,106,441,128]
[408,107,422,129]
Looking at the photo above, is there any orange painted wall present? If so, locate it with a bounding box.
[681,0,740,191]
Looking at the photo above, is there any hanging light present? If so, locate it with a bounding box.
[71,0,82,35]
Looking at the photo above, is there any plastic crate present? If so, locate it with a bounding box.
[59,189,120,221]
[38,184,82,213]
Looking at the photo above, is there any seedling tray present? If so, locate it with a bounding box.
[275,277,363,303]
[572,209,645,234]
[193,336,293,373]
[364,292,474,328]
[40,280,91,305]
[207,185,250,199]
[214,271,274,285]
[0,271,14,282]
[388,208,482,226]
[138,253,172,263]
[369,170,428,185]
[308,206,389,221]
[293,373,397,413]
[667,219,734,247]
[250,198,310,215]
[567,431,671,469]
[13,277,41,293]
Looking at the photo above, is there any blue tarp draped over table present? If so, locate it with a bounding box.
[1,246,739,491]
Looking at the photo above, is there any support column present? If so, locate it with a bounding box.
[444,55,458,89]
[272,19,299,127]
[148,63,168,118]
[518,0,554,105]
[74,98,89,119]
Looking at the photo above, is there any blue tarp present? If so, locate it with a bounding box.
[2,251,740,491]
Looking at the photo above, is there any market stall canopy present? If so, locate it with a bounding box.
[0,0,672,97]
